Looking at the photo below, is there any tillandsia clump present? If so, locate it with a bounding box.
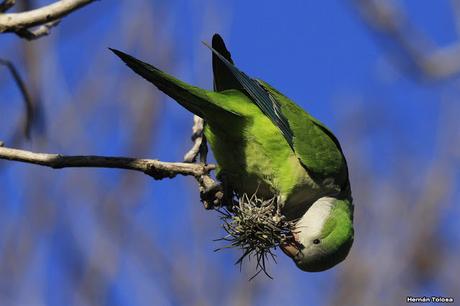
[215,193,298,279]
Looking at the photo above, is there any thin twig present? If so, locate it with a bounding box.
[451,0,460,36]
[183,115,206,163]
[0,0,15,12]
[0,58,34,138]
[351,0,460,80]
[0,0,95,39]
[183,116,222,208]
[16,19,60,39]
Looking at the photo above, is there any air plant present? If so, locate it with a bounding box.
[215,193,298,279]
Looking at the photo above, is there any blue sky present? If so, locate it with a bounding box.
[1,1,459,305]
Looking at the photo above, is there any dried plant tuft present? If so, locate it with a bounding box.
[215,193,298,279]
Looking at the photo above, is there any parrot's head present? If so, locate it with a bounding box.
[281,196,354,272]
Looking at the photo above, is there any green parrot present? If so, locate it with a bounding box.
[110,34,354,272]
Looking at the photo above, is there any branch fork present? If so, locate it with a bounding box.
[0,0,95,40]
[0,116,225,209]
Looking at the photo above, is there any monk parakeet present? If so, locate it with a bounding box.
[110,34,354,272]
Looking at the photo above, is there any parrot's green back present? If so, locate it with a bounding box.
[207,38,348,189]
[259,81,349,191]
[207,36,350,216]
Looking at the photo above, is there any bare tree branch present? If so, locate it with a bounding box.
[0,143,226,209]
[0,58,34,138]
[0,0,95,39]
[0,146,215,179]
[0,145,215,179]
[451,0,460,35]
[351,0,460,80]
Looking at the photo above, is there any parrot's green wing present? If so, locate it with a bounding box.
[205,41,348,184]
[204,41,294,148]
[259,81,348,184]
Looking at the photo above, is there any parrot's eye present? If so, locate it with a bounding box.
[313,239,321,245]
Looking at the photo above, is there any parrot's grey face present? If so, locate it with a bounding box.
[281,197,354,272]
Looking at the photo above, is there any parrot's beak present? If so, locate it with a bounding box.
[281,242,299,258]
[281,230,302,259]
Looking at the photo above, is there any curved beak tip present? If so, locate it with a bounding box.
[281,243,299,258]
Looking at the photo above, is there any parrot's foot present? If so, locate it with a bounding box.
[200,183,224,209]
[200,173,236,210]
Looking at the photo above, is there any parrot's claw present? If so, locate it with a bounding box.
[200,180,237,210]
[200,183,224,209]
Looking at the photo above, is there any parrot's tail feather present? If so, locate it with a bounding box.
[110,48,239,120]
[212,34,243,92]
